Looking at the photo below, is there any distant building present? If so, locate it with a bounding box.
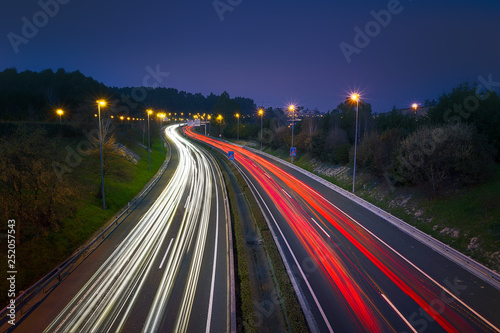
[299,109,320,117]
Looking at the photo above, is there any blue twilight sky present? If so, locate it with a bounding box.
[1,0,499,113]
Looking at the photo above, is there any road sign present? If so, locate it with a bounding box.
[228,151,235,161]
[290,147,297,157]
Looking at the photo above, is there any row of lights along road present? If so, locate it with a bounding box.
[55,97,421,206]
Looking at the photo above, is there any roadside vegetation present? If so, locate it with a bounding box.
[0,122,166,306]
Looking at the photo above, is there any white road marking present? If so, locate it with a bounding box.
[381,293,417,333]
[282,188,292,198]
[159,238,174,269]
[205,165,220,333]
[311,218,331,239]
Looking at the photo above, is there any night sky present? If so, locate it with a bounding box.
[2,0,499,113]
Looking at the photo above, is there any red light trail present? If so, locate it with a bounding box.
[184,126,497,333]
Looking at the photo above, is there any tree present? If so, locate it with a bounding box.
[354,128,402,176]
[234,96,256,115]
[427,82,500,158]
[0,126,75,243]
[212,91,241,120]
[375,107,418,133]
[394,123,494,194]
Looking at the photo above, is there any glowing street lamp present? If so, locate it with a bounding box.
[96,99,107,209]
[216,115,223,137]
[235,113,240,142]
[56,109,64,123]
[147,109,154,171]
[157,113,166,155]
[412,103,418,117]
[207,115,211,135]
[350,93,360,194]
[289,105,296,162]
[258,108,264,150]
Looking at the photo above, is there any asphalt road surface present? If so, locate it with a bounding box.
[186,126,500,333]
[14,125,230,333]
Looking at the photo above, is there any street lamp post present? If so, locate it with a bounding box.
[235,113,240,142]
[217,115,223,137]
[289,105,295,163]
[147,109,153,171]
[351,94,360,193]
[207,115,211,136]
[158,113,165,155]
[258,109,264,150]
[56,109,64,123]
[97,100,107,209]
[412,103,418,118]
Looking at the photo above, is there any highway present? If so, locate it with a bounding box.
[14,125,230,333]
[185,126,500,333]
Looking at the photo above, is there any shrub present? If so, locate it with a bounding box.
[394,123,495,193]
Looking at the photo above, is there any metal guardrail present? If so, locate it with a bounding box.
[243,146,500,291]
[0,132,173,329]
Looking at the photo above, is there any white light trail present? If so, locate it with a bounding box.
[45,125,223,333]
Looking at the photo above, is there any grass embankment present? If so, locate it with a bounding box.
[208,146,309,333]
[258,145,500,272]
[1,125,167,306]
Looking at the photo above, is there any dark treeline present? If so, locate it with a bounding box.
[0,68,256,123]
[2,68,499,195]
[113,88,255,116]
[221,83,499,194]
[0,68,108,121]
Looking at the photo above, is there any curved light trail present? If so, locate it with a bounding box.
[45,125,227,333]
[185,126,500,333]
